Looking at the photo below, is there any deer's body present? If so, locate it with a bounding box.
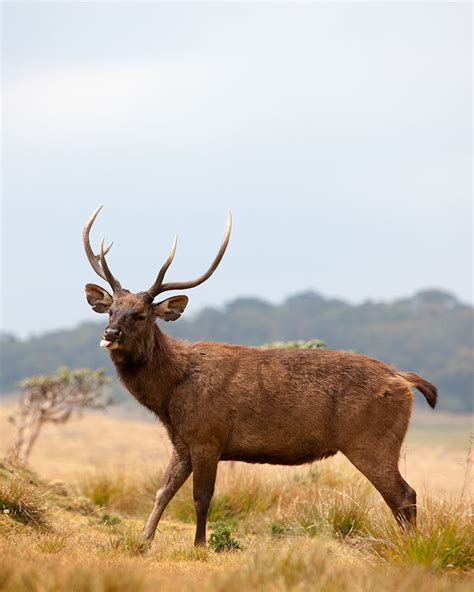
[82,207,437,546]
[115,328,414,466]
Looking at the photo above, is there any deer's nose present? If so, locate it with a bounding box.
[104,327,123,342]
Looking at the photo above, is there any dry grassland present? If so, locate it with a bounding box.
[0,403,472,591]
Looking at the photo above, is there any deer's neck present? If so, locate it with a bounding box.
[110,325,189,421]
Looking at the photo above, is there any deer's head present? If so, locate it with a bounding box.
[83,206,231,352]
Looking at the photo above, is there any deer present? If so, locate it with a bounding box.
[83,206,437,546]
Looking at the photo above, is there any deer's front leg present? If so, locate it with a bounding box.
[191,447,219,546]
[142,447,191,541]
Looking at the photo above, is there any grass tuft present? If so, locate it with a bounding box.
[269,521,290,537]
[100,512,122,525]
[77,471,141,514]
[35,533,69,554]
[328,494,369,538]
[292,484,372,539]
[108,526,150,556]
[0,477,49,528]
[367,496,474,573]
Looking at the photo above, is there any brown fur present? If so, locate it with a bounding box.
[85,285,437,545]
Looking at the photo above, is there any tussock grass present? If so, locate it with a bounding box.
[269,522,290,537]
[0,477,49,528]
[287,480,373,539]
[327,493,370,539]
[77,471,141,513]
[35,532,70,554]
[366,496,474,573]
[108,525,150,556]
[99,511,122,525]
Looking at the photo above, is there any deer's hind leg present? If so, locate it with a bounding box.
[341,402,416,525]
[344,445,417,525]
[342,381,417,525]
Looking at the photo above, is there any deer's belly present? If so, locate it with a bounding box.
[220,428,338,465]
[220,448,338,465]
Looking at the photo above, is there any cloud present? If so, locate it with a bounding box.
[5,7,469,153]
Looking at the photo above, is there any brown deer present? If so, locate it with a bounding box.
[83,206,437,546]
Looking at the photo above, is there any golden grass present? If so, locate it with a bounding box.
[0,404,472,590]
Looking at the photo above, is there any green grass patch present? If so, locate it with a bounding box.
[209,523,242,552]
[269,521,291,537]
[100,512,122,525]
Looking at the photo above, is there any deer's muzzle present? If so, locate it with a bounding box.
[100,326,123,350]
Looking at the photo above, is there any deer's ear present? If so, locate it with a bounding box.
[153,295,189,322]
[85,283,113,313]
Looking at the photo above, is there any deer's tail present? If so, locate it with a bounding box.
[397,372,438,409]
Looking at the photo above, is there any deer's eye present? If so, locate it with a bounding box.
[134,313,146,321]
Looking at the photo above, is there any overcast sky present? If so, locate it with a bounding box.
[2,1,472,338]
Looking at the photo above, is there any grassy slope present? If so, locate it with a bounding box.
[0,405,472,591]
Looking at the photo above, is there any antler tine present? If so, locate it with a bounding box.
[99,239,122,293]
[83,206,113,282]
[156,211,232,296]
[146,236,178,299]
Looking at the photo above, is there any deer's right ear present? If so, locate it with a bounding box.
[85,283,113,313]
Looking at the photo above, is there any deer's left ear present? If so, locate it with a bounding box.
[153,295,189,322]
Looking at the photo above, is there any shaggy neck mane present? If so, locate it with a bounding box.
[110,324,189,418]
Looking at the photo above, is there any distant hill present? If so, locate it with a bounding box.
[1,289,472,412]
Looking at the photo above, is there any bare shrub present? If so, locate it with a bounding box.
[8,367,111,464]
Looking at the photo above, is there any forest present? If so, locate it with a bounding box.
[1,288,472,412]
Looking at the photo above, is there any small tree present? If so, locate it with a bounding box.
[8,367,111,464]
[260,339,327,350]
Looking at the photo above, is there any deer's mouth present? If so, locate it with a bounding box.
[100,338,120,350]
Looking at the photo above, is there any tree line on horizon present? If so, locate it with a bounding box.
[0,288,472,412]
